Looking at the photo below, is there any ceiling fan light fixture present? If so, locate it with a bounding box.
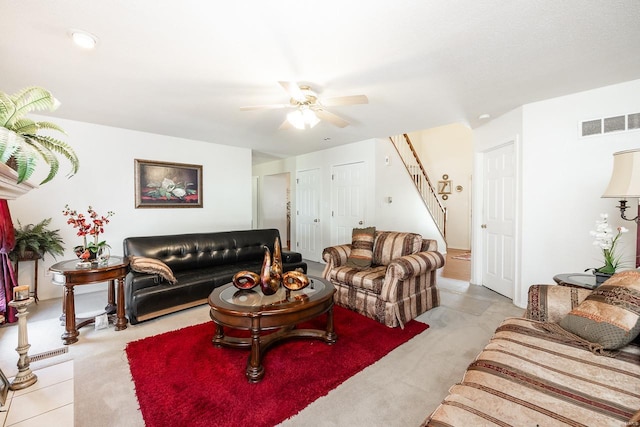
[287,110,305,130]
[287,106,319,130]
[302,107,320,128]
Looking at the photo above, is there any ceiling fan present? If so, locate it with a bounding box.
[240,81,368,129]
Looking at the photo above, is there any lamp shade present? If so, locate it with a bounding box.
[602,148,640,198]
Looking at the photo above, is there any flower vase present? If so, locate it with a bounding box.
[74,245,97,261]
[97,245,110,265]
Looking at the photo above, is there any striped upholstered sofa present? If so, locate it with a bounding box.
[423,282,640,426]
[322,231,445,328]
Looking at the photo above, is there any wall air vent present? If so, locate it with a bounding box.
[580,112,640,137]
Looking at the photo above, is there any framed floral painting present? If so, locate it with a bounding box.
[134,159,203,208]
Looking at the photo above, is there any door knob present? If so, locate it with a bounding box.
[481,224,487,229]
[358,221,363,225]
[314,219,319,223]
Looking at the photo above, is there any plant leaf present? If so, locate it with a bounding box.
[23,136,60,184]
[0,127,22,163]
[6,87,56,128]
[12,142,38,183]
[27,134,79,179]
[12,118,38,135]
[0,92,16,128]
[35,121,67,135]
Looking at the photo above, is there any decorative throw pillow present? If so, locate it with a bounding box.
[558,270,640,350]
[346,227,376,269]
[372,231,422,266]
[129,256,177,284]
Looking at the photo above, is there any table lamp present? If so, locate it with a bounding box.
[602,148,640,268]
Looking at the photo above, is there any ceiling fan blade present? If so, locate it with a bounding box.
[240,104,290,111]
[321,95,369,106]
[278,119,294,130]
[315,109,350,128]
[278,81,306,103]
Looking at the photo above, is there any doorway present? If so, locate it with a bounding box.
[260,173,290,249]
[296,168,322,261]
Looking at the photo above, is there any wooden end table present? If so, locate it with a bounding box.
[49,256,129,345]
[208,276,336,383]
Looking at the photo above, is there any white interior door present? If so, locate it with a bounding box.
[482,143,515,299]
[332,162,365,245]
[296,168,321,261]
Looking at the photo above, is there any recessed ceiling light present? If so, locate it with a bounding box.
[478,113,491,120]
[70,29,98,49]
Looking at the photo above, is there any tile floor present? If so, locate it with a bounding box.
[1,361,74,427]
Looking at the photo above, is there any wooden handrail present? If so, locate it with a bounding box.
[389,134,447,239]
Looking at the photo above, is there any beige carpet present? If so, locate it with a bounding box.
[0,263,522,427]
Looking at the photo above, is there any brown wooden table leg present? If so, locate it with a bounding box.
[325,305,337,344]
[246,316,264,383]
[105,279,116,314]
[114,276,128,331]
[61,284,79,345]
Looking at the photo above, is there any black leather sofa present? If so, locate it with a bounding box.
[123,228,307,324]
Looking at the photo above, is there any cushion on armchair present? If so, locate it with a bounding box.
[346,227,376,268]
[372,231,422,266]
[558,270,640,349]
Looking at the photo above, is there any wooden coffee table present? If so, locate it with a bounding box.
[208,276,337,383]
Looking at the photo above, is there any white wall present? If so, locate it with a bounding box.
[520,80,639,298]
[410,123,473,249]
[252,138,446,259]
[474,79,640,308]
[374,139,446,251]
[9,116,252,300]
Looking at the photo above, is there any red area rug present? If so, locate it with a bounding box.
[126,306,428,427]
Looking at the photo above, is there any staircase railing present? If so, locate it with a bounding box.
[389,134,447,238]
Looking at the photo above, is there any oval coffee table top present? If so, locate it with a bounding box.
[209,276,333,313]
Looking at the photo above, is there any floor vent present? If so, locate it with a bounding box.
[30,347,69,362]
[580,112,640,137]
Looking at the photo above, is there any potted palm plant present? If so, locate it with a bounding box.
[0,86,80,184]
[9,218,65,262]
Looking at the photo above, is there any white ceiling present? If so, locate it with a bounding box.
[2,1,640,164]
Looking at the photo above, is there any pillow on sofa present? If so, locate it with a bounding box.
[346,227,376,268]
[372,231,422,266]
[558,270,640,350]
[129,256,178,284]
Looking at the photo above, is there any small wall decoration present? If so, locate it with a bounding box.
[438,173,451,195]
[135,159,203,208]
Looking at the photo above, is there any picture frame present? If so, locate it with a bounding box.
[0,367,8,406]
[437,180,451,195]
[134,159,203,208]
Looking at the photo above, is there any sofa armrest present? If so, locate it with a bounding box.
[282,251,302,263]
[525,284,592,323]
[321,244,351,278]
[421,239,438,252]
[386,251,445,281]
